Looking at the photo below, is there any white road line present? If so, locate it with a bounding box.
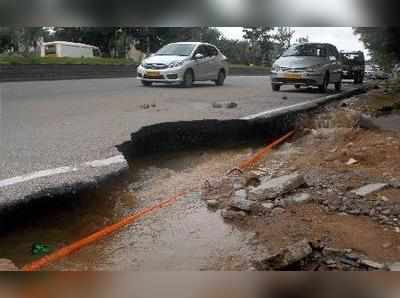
[0,154,127,189]
[83,155,126,168]
[0,166,78,188]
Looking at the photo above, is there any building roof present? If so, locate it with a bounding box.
[42,41,99,49]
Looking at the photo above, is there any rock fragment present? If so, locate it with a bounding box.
[359,259,385,270]
[350,183,388,197]
[0,259,18,271]
[388,262,400,271]
[248,173,305,201]
[230,190,255,212]
[253,239,312,270]
[221,209,247,220]
[286,193,312,204]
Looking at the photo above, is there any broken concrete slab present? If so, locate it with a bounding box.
[248,173,305,201]
[206,200,219,208]
[0,259,18,271]
[221,209,247,220]
[387,262,400,271]
[253,239,312,270]
[261,202,274,210]
[359,259,385,270]
[286,193,312,204]
[230,190,255,212]
[350,183,388,197]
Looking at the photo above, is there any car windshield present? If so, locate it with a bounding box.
[343,53,363,62]
[155,44,196,56]
[282,44,327,57]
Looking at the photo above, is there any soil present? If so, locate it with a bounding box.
[241,204,400,263]
[205,79,400,270]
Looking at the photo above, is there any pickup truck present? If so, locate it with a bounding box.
[341,51,365,84]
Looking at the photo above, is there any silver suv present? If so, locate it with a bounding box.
[137,42,229,87]
[271,43,343,93]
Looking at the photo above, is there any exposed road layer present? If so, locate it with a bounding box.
[22,130,295,271]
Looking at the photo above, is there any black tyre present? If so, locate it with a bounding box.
[141,80,152,87]
[272,84,281,91]
[335,80,342,92]
[358,72,364,84]
[181,69,194,88]
[215,70,226,86]
[319,73,329,93]
[354,71,359,84]
[295,84,301,89]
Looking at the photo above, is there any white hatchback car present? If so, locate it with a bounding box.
[137,42,229,87]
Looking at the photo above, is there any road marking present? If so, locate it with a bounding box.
[83,155,126,168]
[0,166,78,188]
[0,154,127,189]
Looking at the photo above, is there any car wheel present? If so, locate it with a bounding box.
[141,80,152,87]
[181,69,193,88]
[295,84,301,89]
[334,80,342,92]
[272,84,280,91]
[358,72,364,84]
[354,72,359,84]
[319,73,329,93]
[215,70,226,86]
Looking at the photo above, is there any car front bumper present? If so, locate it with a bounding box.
[137,65,185,83]
[271,71,324,86]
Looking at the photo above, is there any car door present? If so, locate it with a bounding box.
[205,45,219,79]
[192,45,209,80]
[328,46,342,82]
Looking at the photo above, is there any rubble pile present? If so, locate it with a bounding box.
[200,80,400,271]
[252,239,400,271]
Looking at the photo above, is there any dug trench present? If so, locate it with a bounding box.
[2,85,387,271]
[0,113,298,269]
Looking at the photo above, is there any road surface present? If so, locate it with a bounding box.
[0,76,356,200]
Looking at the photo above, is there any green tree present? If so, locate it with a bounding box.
[242,27,274,66]
[354,27,400,70]
[0,27,47,54]
[274,27,295,54]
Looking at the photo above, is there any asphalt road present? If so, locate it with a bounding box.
[0,76,354,188]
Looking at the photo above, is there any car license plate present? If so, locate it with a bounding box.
[284,72,302,79]
[145,71,160,77]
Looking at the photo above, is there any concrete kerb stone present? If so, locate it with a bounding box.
[242,85,367,121]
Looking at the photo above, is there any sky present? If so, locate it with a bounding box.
[217,27,367,55]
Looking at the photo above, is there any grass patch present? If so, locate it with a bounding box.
[0,55,137,65]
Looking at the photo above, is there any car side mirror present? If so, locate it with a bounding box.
[194,53,204,60]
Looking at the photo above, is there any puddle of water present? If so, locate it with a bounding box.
[0,143,262,269]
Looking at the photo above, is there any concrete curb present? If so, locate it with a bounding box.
[242,85,367,120]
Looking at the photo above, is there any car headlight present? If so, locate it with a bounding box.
[272,65,281,72]
[168,61,185,68]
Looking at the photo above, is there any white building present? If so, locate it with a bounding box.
[40,41,100,58]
